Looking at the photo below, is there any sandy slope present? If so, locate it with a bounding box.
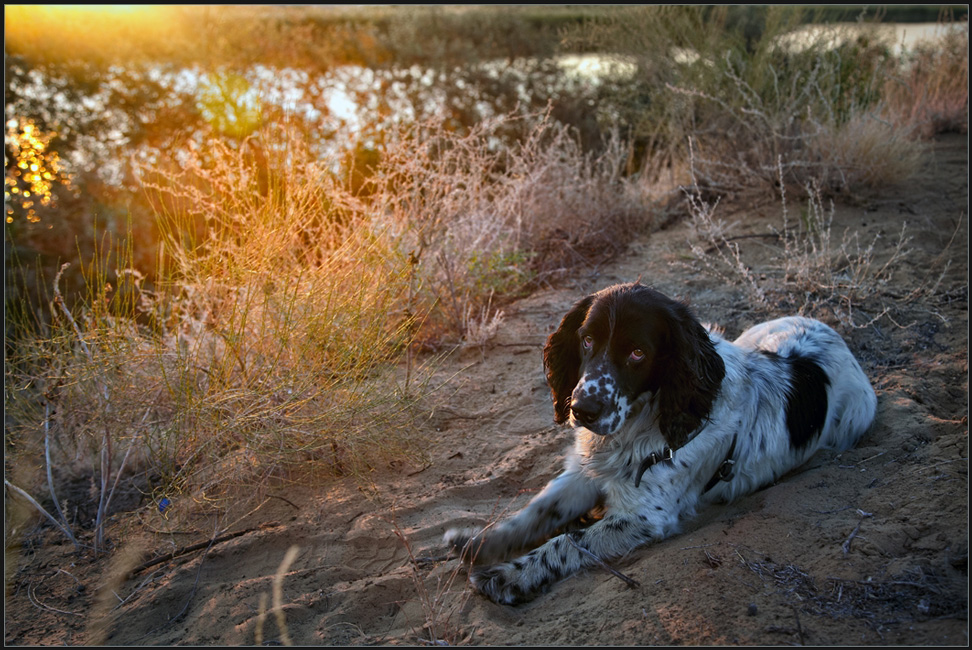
[5,134,968,646]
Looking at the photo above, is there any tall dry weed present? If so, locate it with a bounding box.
[5,109,647,545]
[134,127,435,493]
[882,18,969,137]
[774,169,912,327]
[368,110,644,342]
[684,155,916,329]
[5,128,430,549]
[668,38,921,195]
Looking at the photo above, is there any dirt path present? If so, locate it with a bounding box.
[5,134,967,646]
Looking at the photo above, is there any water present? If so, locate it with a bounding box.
[7,22,963,191]
[777,22,966,56]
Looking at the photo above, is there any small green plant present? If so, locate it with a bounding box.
[467,248,536,299]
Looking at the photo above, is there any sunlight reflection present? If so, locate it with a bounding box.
[5,119,69,224]
[198,72,264,139]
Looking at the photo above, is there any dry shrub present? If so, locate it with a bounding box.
[669,39,922,196]
[882,19,969,137]
[5,110,648,544]
[5,127,432,547]
[135,128,433,494]
[683,18,968,195]
[683,168,768,307]
[369,110,645,342]
[774,174,912,327]
[576,7,948,198]
[684,158,916,329]
[804,115,922,192]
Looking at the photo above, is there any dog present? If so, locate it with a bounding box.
[445,282,877,605]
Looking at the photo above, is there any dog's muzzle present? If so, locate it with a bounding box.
[569,372,626,436]
[570,393,605,428]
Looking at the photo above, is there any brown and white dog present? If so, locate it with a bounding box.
[446,282,877,605]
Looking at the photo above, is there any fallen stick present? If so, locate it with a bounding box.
[131,522,281,575]
[566,535,640,588]
[841,509,873,555]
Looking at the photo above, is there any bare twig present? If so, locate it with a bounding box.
[131,522,280,574]
[790,604,806,645]
[255,592,269,646]
[52,263,91,359]
[841,509,874,555]
[168,536,217,624]
[27,579,81,617]
[565,534,640,588]
[4,480,82,549]
[390,514,472,645]
[43,403,79,549]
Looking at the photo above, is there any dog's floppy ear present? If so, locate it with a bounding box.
[652,302,726,448]
[543,294,594,424]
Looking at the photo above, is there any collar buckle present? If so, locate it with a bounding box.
[703,435,738,494]
[633,446,674,488]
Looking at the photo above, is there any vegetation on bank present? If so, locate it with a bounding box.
[5,5,967,70]
[4,5,968,551]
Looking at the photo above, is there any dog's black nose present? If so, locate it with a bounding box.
[570,397,603,426]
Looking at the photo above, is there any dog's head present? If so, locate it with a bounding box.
[542,283,725,447]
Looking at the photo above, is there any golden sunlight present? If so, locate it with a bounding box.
[7,4,161,28]
[5,5,181,64]
[50,4,147,14]
[5,119,69,224]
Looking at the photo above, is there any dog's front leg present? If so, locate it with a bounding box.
[445,468,600,565]
[470,513,652,605]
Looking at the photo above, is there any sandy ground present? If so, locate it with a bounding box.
[5,134,968,646]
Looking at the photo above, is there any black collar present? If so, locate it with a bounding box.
[633,446,673,488]
[703,434,737,494]
[633,434,737,492]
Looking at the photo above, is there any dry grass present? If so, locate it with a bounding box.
[5,128,426,550]
[882,19,969,138]
[666,43,923,196]
[369,110,645,342]
[4,110,647,551]
[683,155,919,329]
[391,520,473,646]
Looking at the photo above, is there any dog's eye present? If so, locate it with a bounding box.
[582,335,594,350]
[629,349,645,362]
